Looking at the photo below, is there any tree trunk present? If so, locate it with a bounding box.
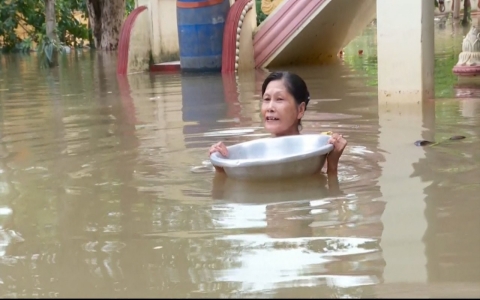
[45,0,56,40]
[85,6,94,48]
[453,0,461,19]
[462,0,471,26]
[86,0,102,48]
[45,0,58,67]
[86,0,126,51]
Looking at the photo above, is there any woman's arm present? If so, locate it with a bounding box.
[319,162,343,196]
[325,133,347,175]
[320,154,339,175]
[326,172,342,196]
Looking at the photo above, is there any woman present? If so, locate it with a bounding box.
[209,71,348,175]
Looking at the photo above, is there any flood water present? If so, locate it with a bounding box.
[0,19,479,298]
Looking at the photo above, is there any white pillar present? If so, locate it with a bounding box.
[377,0,435,103]
[377,102,435,284]
[135,0,150,7]
[148,0,179,63]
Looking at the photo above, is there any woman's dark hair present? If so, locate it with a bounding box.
[261,71,310,128]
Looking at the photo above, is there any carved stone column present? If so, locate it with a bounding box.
[452,24,480,76]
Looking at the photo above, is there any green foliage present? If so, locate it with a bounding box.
[255,0,267,26]
[0,0,135,52]
[55,0,89,47]
[16,36,34,53]
[126,0,135,16]
[36,33,65,68]
[0,0,89,52]
[0,0,26,52]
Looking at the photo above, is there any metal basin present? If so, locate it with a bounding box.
[209,134,333,181]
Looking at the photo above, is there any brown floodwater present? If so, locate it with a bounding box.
[0,19,479,298]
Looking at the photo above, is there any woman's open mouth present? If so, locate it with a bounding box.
[266,116,279,121]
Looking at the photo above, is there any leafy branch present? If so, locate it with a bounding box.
[36,32,65,68]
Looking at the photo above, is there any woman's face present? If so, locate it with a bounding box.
[261,79,305,136]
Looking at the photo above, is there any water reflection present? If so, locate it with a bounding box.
[411,105,480,284]
[181,73,250,149]
[211,173,385,297]
[0,18,479,298]
[453,82,480,120]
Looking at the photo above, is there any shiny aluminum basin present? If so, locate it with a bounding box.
[210,134,333,180]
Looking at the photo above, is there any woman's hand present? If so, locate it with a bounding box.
[209,142,228,173]
[209,141,229,157]
[326,133,347,174]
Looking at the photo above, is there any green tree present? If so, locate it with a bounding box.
[0,0,89,52]
[0,0,135,53]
